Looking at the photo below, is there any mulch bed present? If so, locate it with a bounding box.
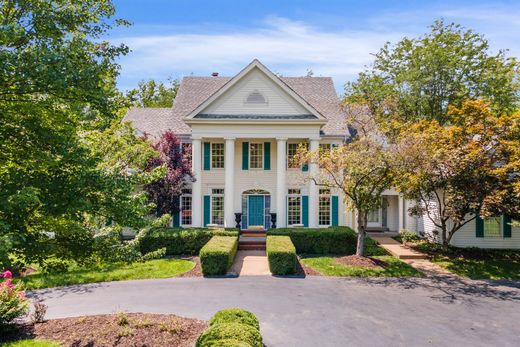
[335,255,387,269]
[4,313,206,347]
[178,256,202,277]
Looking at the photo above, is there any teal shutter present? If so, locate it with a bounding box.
[503,215,512,238]
[302,163,308,172]
[475,215,484,238]
[264,142,271,170]
[302,195,309,227]
[203,195,211,226]
[203,142,210,170]
[331,195,339,226]
[242,142,249,170]
[332,144,338,149]
[172,197,181,228]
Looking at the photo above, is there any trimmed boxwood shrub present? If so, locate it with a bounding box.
[202,339,251,347]
[199,236,238,276]
[267,226,357,254]
[137,227,238,256]
[196,323,262,347]
[266,236,297,275]
[209,308,260,330]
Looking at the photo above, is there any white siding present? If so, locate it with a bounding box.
[451,219,520,249]
[201,68,311,116]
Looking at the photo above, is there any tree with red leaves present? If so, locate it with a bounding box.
[145,131,194,218]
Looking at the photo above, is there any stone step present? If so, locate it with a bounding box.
[239,243,266,250]
[239,236,266,243]
[241,232,267,237]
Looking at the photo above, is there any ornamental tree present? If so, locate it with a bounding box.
[0,0,160,268]
[126,78,180,108]
[299,106,396,256]
[345,19,519,125]
[394,100,520,246]
[144,131,194,218]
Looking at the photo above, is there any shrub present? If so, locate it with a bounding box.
[32,301,48,323]
[267,227,357,254]
[266,236,296,275]
[196,323,262,347]
[137,228,239,256]
[0,270,29,330]
[199,236,238,276]
[202,339,251,347]
[209,309,260,330]
[399,229,421,244]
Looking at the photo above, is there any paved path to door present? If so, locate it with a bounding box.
[30,276,520,346]
[231,250,270,276]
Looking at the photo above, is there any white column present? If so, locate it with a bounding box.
[398,195,404,231]
[191,137,202,227]
[308,139,320,228]
[224,137,235,228]
[276,138,287,228]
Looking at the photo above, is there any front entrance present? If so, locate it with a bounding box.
[241,189,271,230]
[248,195,265,227]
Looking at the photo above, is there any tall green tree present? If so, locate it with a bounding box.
[345,20,519,124]
[126,78,179,108]
[0,0,159,268]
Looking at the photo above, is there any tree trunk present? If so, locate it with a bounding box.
[356,210,367,256]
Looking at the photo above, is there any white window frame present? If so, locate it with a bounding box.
[249,142,264,169]
[211,142,225,169]
[287,142,307,169]
[287,188,302,226]
[319,189,331,226]
[211,188,225,225]
[180,189,192,226]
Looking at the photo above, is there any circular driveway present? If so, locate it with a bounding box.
[31,276,520,347]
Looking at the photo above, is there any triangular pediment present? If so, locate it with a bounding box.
[185,60,326,122]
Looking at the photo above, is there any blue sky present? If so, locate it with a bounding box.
[111,0,520,93]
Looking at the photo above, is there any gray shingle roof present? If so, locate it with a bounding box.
[123,75,348,138]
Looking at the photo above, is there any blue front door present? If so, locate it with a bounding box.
[248,195,264,226]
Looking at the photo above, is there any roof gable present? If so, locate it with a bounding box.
[184,59,326,122]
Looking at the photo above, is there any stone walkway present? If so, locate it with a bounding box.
[368,233,457,278]
[231,250,271,276]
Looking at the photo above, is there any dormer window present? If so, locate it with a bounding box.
[245,90,267,105]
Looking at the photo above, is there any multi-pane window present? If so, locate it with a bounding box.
[484,217,502,237]
[182,143,192,167]
[211,188,224,225]
[367,209,380,223]
[287,188,301,225]
[250,143,264,169]
[287,143,300,169]
[211,143,224,168]
[319,189,331,226]
[181,189,192,225]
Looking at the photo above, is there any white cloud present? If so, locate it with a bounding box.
[114,17,406,91]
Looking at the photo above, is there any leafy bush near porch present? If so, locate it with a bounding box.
[1,270,29,331]
[199,236,238,276]
[266,236,297,275]
[196,309,263,347]
[137,228,238,256]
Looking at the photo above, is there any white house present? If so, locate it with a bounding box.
[124,59,519,248]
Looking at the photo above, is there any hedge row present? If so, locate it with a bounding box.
[197,309,262,347]
[267,226,357,254]
[137,227,238,256]
[266,236,297,275]
[199,236,238,276]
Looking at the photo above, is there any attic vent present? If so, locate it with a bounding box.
[245,91,267,105]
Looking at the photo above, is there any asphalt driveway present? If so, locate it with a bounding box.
[31,276,520,347]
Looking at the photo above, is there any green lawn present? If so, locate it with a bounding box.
[3,340,60,347]
[300,255,423,277]
[20,258,195,290]
[393,238,520,280]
